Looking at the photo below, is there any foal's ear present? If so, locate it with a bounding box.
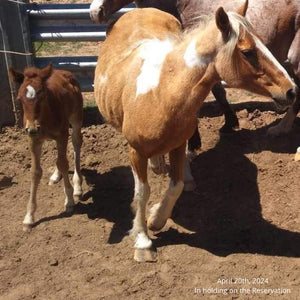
[216,7,231,39]
[237,0,248,17]
[40,63,53,81]
[9,68,24,85]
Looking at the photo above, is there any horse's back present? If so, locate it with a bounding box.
[95,8,181,130]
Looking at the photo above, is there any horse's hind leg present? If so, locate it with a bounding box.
[23,139,43,232]
[212,82,239,133]
[129,146,156,262]
[49,167,62,185]
[56,135,75,212]
[148,142,185,232]
[70,119,83,200]
[187,126,201,157]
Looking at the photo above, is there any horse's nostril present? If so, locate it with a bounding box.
[286,88,296,102]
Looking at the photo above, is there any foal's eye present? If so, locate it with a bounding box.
[241,49,255,58]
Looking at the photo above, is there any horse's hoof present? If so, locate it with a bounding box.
[184,180,196,192]
[134,247,157,262]
[65,204,75,213]
[23,223,33,232]
[294,147,300,161]
[219,126,236,135]
[73,193,82,201]
[48,175,62,185]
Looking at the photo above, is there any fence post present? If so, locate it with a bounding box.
[0,0,33,128]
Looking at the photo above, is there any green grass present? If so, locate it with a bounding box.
[34,41,88,57]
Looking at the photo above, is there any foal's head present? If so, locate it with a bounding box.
[90,0,132,23]
[213,5,296,109]
[10,64,53,137]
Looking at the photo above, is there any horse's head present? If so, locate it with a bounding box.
[90,0,132,23]
[213,3,296,110]
[10,64,53,137]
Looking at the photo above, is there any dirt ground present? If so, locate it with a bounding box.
[1,89,300,300]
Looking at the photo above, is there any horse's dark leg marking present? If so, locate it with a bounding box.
[212,82,239,133]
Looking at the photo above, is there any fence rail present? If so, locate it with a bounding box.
[0,1,134,126]
[27,3,135,91]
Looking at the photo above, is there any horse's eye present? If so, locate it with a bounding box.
[241,49,255,58]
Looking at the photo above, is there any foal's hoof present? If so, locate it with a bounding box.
[134,247,157,262]
[22,223,33,232]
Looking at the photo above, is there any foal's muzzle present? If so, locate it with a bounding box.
[25,125,41,137]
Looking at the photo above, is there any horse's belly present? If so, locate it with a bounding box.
[95,81,124,130]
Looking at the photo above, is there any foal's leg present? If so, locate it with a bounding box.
[212,82,239,133]
[23,138,43,232]
[147,143,185,231]
[129,146,156,262]
[70,122,83,200]
[56,136,75,212]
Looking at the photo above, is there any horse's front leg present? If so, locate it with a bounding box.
[56,136,75,212]
[147,142,185,232]
[267,94,300,136]
[129,146,156,262]
[23,138,43,232]
[212,82,239,133]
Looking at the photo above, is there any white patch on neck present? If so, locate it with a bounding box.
[136,38,173,98]
[184,39,212,68]
[26,85,36,99]
[254,36,294,85]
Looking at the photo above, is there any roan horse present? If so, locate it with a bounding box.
[10,65,83,232]
[90,0,300,152]
[94,4,296,261]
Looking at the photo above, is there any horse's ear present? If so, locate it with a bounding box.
[9,68,24,84]
[237,0,248,17]
[216,7,231,39]
[40,63,53,81]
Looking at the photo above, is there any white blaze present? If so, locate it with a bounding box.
[26,85,36,99]
[254,36,294,85]
[136,38,174,97]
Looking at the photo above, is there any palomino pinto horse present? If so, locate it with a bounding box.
[90,0,300,150]
[10,65,83,232]
[94,6,296,261]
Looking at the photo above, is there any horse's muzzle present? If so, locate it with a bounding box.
[273,86,298,111]
[26,126,41,137]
